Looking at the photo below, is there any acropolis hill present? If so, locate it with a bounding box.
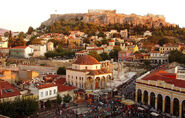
[42,9,176,28]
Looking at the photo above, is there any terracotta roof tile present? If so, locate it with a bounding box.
[57,84,76,92]
[0,80,21,99]
[12,46,28,49]
[74,55,100,65]
[37,83,56,89]
[141,70,185,88]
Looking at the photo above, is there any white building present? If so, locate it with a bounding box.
[29,44,47,57]
[29,83,58,101]
[143,31,152,37]
[150,51,169,64]
[66,55,112,90]
[0,41,8,48]
[9,46,34,58]
[47,42,54,51]
[120,29,128,39]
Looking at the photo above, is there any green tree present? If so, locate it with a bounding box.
[63,94,72,103]
[0,97,38,118]
[57,67,66,75]
[169,50,183,63]
[4,32,9,37]
[30,38,42,45]
[56,94,62,105]
[27,26,34,34]
[89,51,102,61]
[157,38,169,46]
[45,51,57,58]
[109,46,121,61]
[100,52,111,61]
[45,100,51,108]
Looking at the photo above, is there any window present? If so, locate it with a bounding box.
[41,92,43,97]
[54,89,56,94]
[68,75,70,78]
[72,76,73,79]
[49,90,52,95]
[96,66,97,69]
[76,76,77,79]
[45,91,48,96]
[85,66,87,69]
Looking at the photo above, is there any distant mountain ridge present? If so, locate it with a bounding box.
[42,9,177,28]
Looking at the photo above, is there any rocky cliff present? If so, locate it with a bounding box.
[42,10,176,28]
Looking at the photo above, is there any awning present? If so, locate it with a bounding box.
[121,99,135,105]
[138,107,145,111]
[114,95,122,98]
[150,112,160,116]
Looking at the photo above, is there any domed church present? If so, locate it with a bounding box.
[66,55,112,90]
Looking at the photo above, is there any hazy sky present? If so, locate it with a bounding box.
[0,0,184,32]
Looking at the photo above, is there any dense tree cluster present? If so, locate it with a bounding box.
[88,47,120,62]
[8,31,26,47]
[168,50,185,64]
[0,97,39,117]
[57,67,66,75]
[45,46,75,58]
[63,94,72,103]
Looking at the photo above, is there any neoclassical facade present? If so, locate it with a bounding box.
[66,55,112,90]
[136,68,185,118]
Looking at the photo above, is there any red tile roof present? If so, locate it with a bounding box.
[56,78,66,85]
[109,40,115,42]
[74,55,100,65]
[141,70,185,88]
[88,68,112,75]
[12,46,28,49]
[37,83,56,89]
[57,85,76,92]
[88,48,103,51]
[0,80,21,99]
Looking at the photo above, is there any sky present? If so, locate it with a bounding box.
[0,0,184,32]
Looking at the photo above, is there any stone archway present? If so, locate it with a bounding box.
[165,96,171,113]
[173,98,179,116]
[86,77,93,89]
[101,76,106,89]
[143,90,148,105]
[95,77,100,89]
[182,100,185,118]
[137,89,142,103]
[150,92,155,108]
[157,94,163,112]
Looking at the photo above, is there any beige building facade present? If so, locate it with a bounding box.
[66,55,113,90]
[136,68,185,118]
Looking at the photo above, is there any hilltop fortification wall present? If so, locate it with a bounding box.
[42,10,176,28]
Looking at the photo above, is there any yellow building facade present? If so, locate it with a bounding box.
[135,70,185,118]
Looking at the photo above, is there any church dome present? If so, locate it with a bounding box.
[74,55,100,65]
